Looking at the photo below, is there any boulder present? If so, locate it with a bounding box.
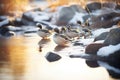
[115,4,120,10]
[21,11,50,26]
[102,2,117,9]
[85,43,105,55]
[54,4,86,26]
[45,52,61,62]
[85,2,101,12]
[104,28,120,45]
[94,32,109,42]
[89,12,120,29]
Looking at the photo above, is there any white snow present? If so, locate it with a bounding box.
[0,19,9,27]
[98,61,120,74]
[69,12,88,24]
[24,11,50,22]
[97,44,120,57]
[92,26,118,37]
[33,11,51,22]
[76,38,94,46]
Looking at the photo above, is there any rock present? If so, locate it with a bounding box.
[21,11,50,26]
[115,4,120,10]
[0,27,9,35]
[9,18,24,26]
[86,60,99,67]
[89,12,120,24]
[45,52,61,62]
[85,2,101,12]
[85,43,105,55]
[21,11,36,26]
[54,4,86,26]
[89,12,120,29]
[104,28,120,45]
[94,32,109,42]
[102,2,117,9]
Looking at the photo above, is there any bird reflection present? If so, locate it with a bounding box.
[86,60,120,79]
[38,39,51,52]
[54,45,68,52]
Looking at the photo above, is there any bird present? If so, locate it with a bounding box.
[64,25,80,40]
[53,28,72,46]
[36,23,52,39]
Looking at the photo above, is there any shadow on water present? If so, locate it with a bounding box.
[86,60,120,79]
[54,45,68,52]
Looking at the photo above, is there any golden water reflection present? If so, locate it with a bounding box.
[0,35,116,80]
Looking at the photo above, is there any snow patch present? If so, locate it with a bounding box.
[69,12,86,24]
[97,44,120,57]
[92,26,117,37]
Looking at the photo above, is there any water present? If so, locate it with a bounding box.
[0,34,118,80]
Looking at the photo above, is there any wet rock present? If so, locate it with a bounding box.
[54,4,86,26]
[104,28,120,45]
[86,60,99,67]
[45,52,61,62]
[85,2,101,12]
[94,32,109,42]
[85,43,105,55]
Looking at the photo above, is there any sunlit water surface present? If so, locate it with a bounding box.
[0,34,117,80]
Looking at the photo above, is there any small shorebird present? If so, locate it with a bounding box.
[53,28,71,46]
[36,23,52,39]
[62,25,80,40]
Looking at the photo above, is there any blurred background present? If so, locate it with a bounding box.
[0,0,120,15]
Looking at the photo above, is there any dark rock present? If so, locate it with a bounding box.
[0,27,9,35]
[85,2,101,12]
[102,2,117,9]
[9,18,24,26]
[89,12,120,24]
[89,12,120,29]
[104,28,120,45]
[85,43,105,55]
[0,27,15,37]
[86,60,99,67]
[94,32,109,42]
[55,4,86,26]
[115,4,120,10]
[73,42,84,46]
[45,52,61,62]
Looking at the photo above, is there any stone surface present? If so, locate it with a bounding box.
[45,52,61,62]
[85,2,101,12]
[85,43,105,55]
[104,28,120,45]
[94,32,109,42]
[54,4,86,26]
